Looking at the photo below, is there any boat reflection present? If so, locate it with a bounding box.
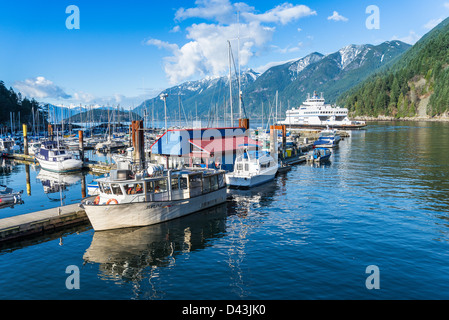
[36,169,82,202]
[83,203,228,283]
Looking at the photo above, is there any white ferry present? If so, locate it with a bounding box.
[279,92,366,129]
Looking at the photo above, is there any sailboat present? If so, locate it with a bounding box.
[224,35,278,189]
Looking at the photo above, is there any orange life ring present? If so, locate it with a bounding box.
[94,196,100,205]
[106,198,118,205]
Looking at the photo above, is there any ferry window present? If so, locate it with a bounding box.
[111,184,123,196]
[203,177,211,193]
[180,177,188,189]
[237,163,243,171]
[154,179,167,193]
[245,163,249,171]
[171,177,179,190]
[210,175,218,191]
[146,181,154,193]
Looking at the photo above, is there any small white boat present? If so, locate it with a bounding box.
[95,138,126,153]
[0,137,20,153]
[225,144,278,189]
[80,166,227,231]
[35,140,83,173]
[0,185,23,205]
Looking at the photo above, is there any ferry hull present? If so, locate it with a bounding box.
[279,123,366,130]
[82,188,227,231]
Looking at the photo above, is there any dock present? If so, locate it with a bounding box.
[0,199,92,243]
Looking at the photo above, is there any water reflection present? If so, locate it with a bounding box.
[36,170,83,203]
[83,203,228,297]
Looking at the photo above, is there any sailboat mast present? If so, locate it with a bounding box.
[228,40,234,127]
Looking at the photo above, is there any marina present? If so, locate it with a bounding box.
[1,121,449,300]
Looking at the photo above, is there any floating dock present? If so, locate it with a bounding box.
[0,199,92,243]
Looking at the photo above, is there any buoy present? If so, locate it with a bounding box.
[106,198,118,205]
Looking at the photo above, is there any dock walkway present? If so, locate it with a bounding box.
[0,199,92,243]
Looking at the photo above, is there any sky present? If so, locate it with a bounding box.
[1,0,449,109]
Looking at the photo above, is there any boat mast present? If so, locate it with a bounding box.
[228,40,234,127]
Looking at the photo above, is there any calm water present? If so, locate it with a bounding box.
[1,121,449,300]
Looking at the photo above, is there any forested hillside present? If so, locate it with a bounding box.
[338,17,449,118]
[0,81,42,126]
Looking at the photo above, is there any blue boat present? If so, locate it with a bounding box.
[309,147,332,163]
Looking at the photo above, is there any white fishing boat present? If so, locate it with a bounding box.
[225,144,278,189]
[35,140,83,173]
[279,91,366,129]
[80,166,227,231]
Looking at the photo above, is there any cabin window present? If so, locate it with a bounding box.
[245,163,249,171]
[99,183,105,193]
[146,181,154,193]
[218,174,225,188]
[210,175,218,191]
[180,177,188,189]
[154,179,168,193]
[103,184,112,194]
[171,177,179,190]
[203,177,211,193]
[111,184,123,196]
[237,163,243,171]
[124,183,143,194]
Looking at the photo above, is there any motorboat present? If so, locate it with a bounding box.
[0,185,23,205]
[313,128,341,148]
[225,144,278,189]
[308,147,332,163]
[80,166,227,231]
[35,140,83,173]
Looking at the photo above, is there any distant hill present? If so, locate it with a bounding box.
[338,17,449,118]
[65,108,142,123]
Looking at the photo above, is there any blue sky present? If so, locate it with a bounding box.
[1,0,448,109]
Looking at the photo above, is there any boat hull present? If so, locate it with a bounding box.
[226,166,278,189]
[82,187,227,231]
[37,158,83,173]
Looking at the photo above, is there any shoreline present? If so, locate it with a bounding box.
[352,115,449,122]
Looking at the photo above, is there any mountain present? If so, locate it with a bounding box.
[338,17,449,118]
[243,41,410,115]
[133,69,260,121]
[133,40,410,121]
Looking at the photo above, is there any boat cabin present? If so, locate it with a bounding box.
[94,169,226,205]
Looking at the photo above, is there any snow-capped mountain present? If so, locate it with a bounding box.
[134,40,410,118]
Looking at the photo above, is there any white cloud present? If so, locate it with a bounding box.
[170,25,181,33]
[391,30,421,45]
[14,76,71,100]
[327,11,348,22]
[147,1,317,84]
[423,18,443,30]
[444,2,449,9]
[242,3,316,25]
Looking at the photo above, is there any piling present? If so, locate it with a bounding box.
[23,124,28,156]
[79,130,84,164]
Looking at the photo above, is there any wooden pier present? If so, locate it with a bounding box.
[0,199,93,243]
